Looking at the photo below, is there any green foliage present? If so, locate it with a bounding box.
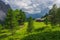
[56,8,60,26]
[5,8,18,30]
[49,4,57,26]
[0,24,3,31]
[27,17,34,33]
[1,4,60,40]
[18,10,26,25]
[48,4,60,27]
[22,31,60,40]
[44,13,49,26]
[4,9,26,30]
[0,21,60,40]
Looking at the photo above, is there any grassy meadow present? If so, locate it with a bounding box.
[0,21,60,40]
[0,0,60,40]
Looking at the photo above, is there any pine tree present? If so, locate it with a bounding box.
[0,24,3,34]
[27,17,34,33]
[57,8,60,27]
[4,9,20,35]
[44,13,48,27]
[49,4,57,26]
[0,24,2,30]
[18,10,26,25]
[5,9,18,30]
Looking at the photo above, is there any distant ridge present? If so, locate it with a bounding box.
[26,8,49,18]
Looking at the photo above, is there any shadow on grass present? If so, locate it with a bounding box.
[0,34,12,40]
[34,26,48,32]
[0,34,8,38]
[22,31,60,40]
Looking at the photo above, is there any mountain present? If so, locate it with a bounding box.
[26,13,42,18]
[26,8,49,18]
[0,0,11,20]
[0,0,49,20]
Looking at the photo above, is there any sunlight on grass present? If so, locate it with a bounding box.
[16,22,28,35]
[1,21,60,40]
[34,22,45,29]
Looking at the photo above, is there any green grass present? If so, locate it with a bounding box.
[0,21,60,40]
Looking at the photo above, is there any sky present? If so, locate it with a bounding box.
[2,0,60,14]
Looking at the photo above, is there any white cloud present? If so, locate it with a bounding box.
[2,0,60,14]
[55,0,60,7]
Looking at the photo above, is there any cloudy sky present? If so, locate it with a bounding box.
[2,0,60,14]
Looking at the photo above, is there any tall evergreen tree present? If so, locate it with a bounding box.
[0,24,2,30]
[4,9,20,35]
[44,13,49,27]
[18,10,26,25]
[57,8,60,27]
[49,4,57,26]
[27,17,34,33]
[5,9,18,30]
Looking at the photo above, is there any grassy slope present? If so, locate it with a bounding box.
[15,21,60,40]
[0,21,60,40]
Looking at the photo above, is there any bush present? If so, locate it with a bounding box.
[22,31,60,40]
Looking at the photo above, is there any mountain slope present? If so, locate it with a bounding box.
[0,0,11,20]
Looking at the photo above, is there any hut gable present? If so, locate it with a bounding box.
[35,18,44,22]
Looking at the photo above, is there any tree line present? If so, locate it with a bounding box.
[44,4,60,27]
[4,9,26,30]
[0,8,33,33]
